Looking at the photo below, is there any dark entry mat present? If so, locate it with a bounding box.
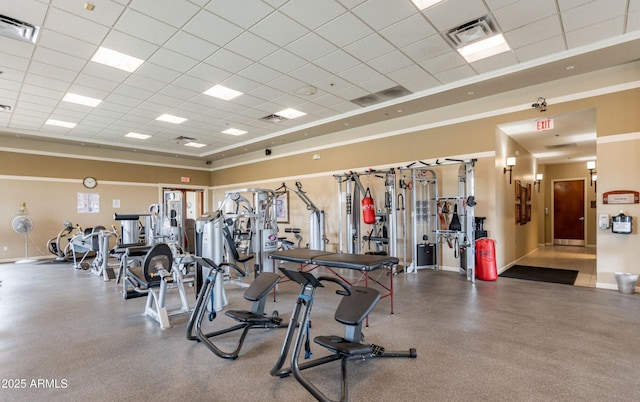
[499,265,579,285]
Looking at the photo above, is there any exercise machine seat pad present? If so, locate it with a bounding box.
[225,310,274,323]
[127,266,158,289]
[334,286,381,326]
[314,336,373,356]
[243,272,280,301]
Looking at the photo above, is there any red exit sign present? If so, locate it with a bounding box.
[536,118,554,131]
[181,176,191,183]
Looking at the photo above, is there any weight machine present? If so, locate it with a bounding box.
[334,169,397,259]
[275,181,327,251]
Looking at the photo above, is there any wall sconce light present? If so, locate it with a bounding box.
[504,157,516,184]
[587,160,596,187]
[535,173,543,192]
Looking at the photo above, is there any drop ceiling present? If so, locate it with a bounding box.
[0,0,639,166]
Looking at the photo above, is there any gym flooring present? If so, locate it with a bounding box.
[1,259,638,401]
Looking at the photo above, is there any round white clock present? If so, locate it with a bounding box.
[83,177,97,189]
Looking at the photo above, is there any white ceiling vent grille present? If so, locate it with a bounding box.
[444,16,498,48]
[0,15,40,44]
[350,85,412,107]
[261,114,288,123]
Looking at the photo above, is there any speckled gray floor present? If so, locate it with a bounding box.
[1,260,639,402]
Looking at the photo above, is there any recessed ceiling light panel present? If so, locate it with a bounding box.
[276,108,306,119]
[91,47,144,72]
[63,93,102,107]
[184,141,206,148]
[222,128,248,136]
[411,0,444,11]
[457,34,510,62]
[203,84,243,100]
[156,114,187,124]
[125,132,151,139]
[45,119,76,128]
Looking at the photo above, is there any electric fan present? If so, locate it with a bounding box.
[12,215,36,263]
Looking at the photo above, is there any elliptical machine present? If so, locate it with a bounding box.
[46,221,76,261]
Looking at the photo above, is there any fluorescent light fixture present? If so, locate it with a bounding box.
[458,34,510,63]
[45,119,76,128]
[63,93,102,107]
[411,0,444,10]
[276,108,306,119]
[91,47,144,72]
[203,85,243,101]
[222,128,248,136]
[184,142,206,148]
[125,132,151,140]
[156,114,187,124]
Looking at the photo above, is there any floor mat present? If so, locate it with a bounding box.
[499,265,579,285]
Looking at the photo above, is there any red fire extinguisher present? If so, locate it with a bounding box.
[362,188,376,224]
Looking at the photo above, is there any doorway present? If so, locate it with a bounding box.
[552,179,586,246]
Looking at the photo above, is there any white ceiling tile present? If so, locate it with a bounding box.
[13,99,54,113]
[0,36,34,59]
[183,10,244,47]
[418,51,467,75]
[248,85,287,102]
[225,32,280,61]
[28,60,77,82]
[237,63,282,84]
[98,101,135,113]
[251,12,309,47]
[402,35,452,63]
[124,74,168,93]
[206,0,274,29]
[2,0,49,25]
[32,47,85,71]
[628,10,640,31]
[513,35,567,62]
[485,0,520,10]
[557,0,596,11]
[280,0,346,30]
[158,85,199,101]
[330,101,361,113]
[470,51,519,74]
[379,14,436,48]
[100,30,159,60]
[285,33,339,62]
[315,12,374,48]
[565,16,625,48]
[74,74,120,93]
[561,0,627,32]
[172,75,213,93]
[164,31,220,60]
[493,0,557,31]
[352,0,417,30]
[112,84,154,101]
[314,50,361,74]
[265,76,306,96]
[51,0,126,26]
[65,84,109,100]
[400,74,441,93]
[315,75,357,96]
[136,62,183,84]
[386,64,430,84]
[147,93,183,108]
[260,50,307,74]
[368,50,414,74]
[504,15,563,49]
[433,64,477,84]
[129,0,201,27]
[344,34,395,62]
[631,0,640,11]
[221,74,261,93]
[423,0,489,32]
[148,48,199,73]
[339,64,381,85]
[288,64,333,84]
[0,53,29,71]
[358,75,396,93]
[114,8,177,45]
[37,30,97,60]
[205,49,254,74]
[43,7,109,44]
[187,63,233,85]
[81,62,130,82]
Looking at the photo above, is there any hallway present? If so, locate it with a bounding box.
[517,245,597,287]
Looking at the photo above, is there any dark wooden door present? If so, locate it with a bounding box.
[553,179,585,245]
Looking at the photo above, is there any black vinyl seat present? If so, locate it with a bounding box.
[186,256,285,360]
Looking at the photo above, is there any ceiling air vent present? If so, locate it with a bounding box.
[545,143,577,150]
[0,14,40,44]
[444,16,498,48]
[351,85,412,107]
[261,114,287,123]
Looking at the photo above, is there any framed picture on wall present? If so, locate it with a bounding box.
[527,183,532,201]
[515,180,522,200]
[526,204,532,222]
[276,192,289,223]
[515,204,521,223]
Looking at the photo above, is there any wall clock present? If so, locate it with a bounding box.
[83,176,97,189]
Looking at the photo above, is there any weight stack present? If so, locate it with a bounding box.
[417,243,436,266]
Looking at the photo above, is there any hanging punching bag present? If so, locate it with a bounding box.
[362,188,376,224]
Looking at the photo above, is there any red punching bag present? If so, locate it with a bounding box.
[475,238,497,281]
[362,188,376,224]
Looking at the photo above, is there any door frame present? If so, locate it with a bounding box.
[551,177,587,246]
